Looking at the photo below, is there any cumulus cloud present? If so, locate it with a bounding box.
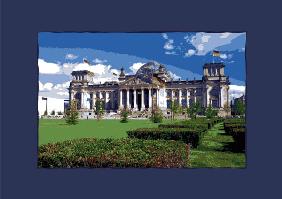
[220,54,228,59]
[229,85,246,100]
[184,49,196,57]
[129,62,145,74]
[38,59,61,74]
[93,58,107,64]
[168,71,181,80]
[39,81,54,91]
[65,53,78,60]
[38,95,65,115]
[188,32,245,56]
[162,33,168,39]
[220,32,231,38]
[201,35,211,43]
[165,51,177,55]
[164,39,174,50]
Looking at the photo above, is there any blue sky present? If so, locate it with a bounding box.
[38,32,246,103]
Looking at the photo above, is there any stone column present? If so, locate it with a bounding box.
[186,89,190,107]
[141,88,145,110]
[206,86,212,107]
[179,89,182,106]
[133,89,137,110]
[119,90,123,109]
[80,91,85,109]
[148,88,152,108]
[92,91,96,110]
[105,91,109,110]
[171,90,175,102]
[99,91,102,100]
[126,89,130,108]
[111,91,114,110]
[194,89,197,104]
[156,89,159,107]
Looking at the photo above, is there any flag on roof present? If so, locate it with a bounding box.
[42,97,47,100]
[83,58,90,65]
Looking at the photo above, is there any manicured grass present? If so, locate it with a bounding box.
[38,119,162,145]
[190,122,246,168]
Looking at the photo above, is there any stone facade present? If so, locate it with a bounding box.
[68,62,230,118]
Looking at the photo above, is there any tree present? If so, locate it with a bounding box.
[223,102,231,116]
[186,101,201,119]
[95,99,105,121]
[120,108,130,123]
[150,107,163,123]
[170,100,181,120]
[50,110,56,115]
[65,100,79,125]
[234,100,245,116]
[204,105,218,119]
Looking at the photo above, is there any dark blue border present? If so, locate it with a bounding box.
[2,0,282,198]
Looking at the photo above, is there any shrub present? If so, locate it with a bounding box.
[50,110,56,115]
[65,100,79,125]
[38,138,190,168]
[127,128,205,148]
[150,108,163,123]
[120,108,130,123]
[95,99,105,121]
[224,118,246,151]
[158,123,209,132]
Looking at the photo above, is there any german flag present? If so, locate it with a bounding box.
[42,97,47,100]
[83,58,90,65]
[112,72,117,76]
[212,50,220,57]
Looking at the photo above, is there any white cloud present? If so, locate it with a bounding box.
[129,62,145,74]
[197,44,204,51]
[220,54,228,59]
[38,96,65,115]
[57,91,69,96]
[65,53,78,60]
[220,32,231,38]
[93,58,107,64]
[39,81,54,91]
[185,49,196,57]
[229,85,246,100]
[201,35,211,43]
[38,59,61,74]
[162,33,168,39]
[189,32,245,55]
[164,39,174,50]
[165,51,177,55]
[168,71,181,80]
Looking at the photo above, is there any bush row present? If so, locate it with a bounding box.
[38,138,190,168]
[224,119,246,151]
[127,128,205,148]
[159,117,223,131]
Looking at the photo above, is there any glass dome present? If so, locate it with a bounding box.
[135,62,170,83]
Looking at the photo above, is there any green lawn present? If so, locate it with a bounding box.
[190,122,246,168]
[39,119,161,145]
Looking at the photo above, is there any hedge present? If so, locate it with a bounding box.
[38,138,190,168]
[158,123,209,132]
[127,128,205,148]
[224,119,246,151]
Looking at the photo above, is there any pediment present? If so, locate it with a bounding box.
[120,77,148,86]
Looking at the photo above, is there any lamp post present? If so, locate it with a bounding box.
[42,97,48,115]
